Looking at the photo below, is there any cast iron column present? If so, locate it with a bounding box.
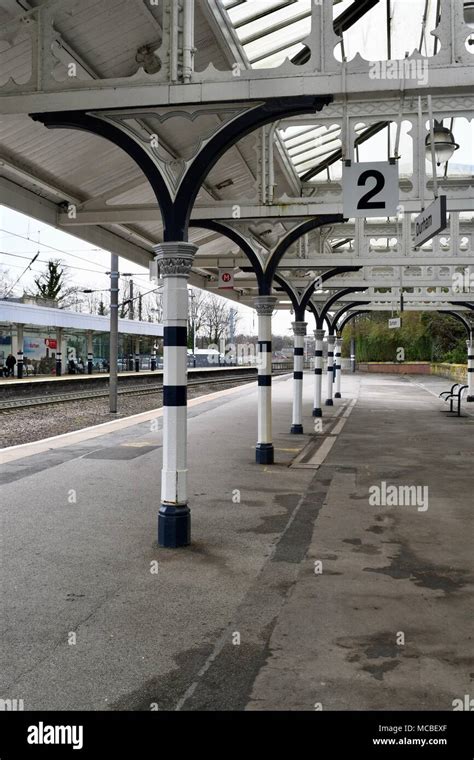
[16,323,24,379]
[467,338,474,402]
[134,337,140,372]
[109,254,119,413]
[291,321,307,434]
[313,329,324,417]
[334,337,343,398]
[55,327,63,376]
[325,334,335,406]
[254,296,277,464]
[87,331,93,374]
[154,242,197,547]
[350,336,356,373]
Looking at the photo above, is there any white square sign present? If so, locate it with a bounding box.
[218,268,234,289]
[343,161,399,218]
[388,317,401,329]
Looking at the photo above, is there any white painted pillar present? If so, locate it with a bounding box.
[334,337,343,399]
[134,336,140,372]
[87,331,93,374]
[153,242,197,547]
[467,338,474,402]
[15,323,24,378]
[291,321,307,434]
[56,327,63,376]
[325,333,335,406]
[313,328,325,417]
[10,330,18,377]
[254,296,277,464]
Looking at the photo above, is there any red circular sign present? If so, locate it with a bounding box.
[222,272,232,282]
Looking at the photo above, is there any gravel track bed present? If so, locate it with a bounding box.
[0,379,252,448]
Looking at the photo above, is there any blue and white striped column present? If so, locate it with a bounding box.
[134,337,140,372]
[153,242,197,547]
[56,327,63,376]
[325,334,335,406]
[467,338,474,402]
[16,323,24,379]
[87,331,93,374]
[254,296,277,464]
[334,337,343,399]
[313,328,324,417]
[291,321,307,434]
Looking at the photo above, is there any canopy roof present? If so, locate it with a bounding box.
[0,0,473,325]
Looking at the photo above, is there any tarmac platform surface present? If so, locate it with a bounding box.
[0,371,472,711]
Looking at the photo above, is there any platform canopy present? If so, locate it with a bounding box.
[0,299,163,337]
[0,0,473,328]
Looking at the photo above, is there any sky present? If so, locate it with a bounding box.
[0,206,294,337]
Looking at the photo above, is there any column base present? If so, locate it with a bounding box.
[290,424,304,434]
[256,443,274,465]
[325,399,334,406]
[312,408,322,417]
[334,392,341,399]
[466,395,474,402]
[158,504,191,548]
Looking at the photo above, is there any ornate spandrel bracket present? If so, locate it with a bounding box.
[0,2,62,93]
[31,95,332,242]
[94,105,247,198]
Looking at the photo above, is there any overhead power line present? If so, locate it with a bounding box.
[3,252,40,298]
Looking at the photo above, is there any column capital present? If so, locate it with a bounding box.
[153,241,198,278]
[292,321,307,336]
[326,333,336,345]
[314,329,325,341]
[253,295,277,316]
[335,337,343,348]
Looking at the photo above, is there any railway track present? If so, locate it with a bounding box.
[0,371,272,414]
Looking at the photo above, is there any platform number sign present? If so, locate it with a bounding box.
[218,269,234,289]
[343,161,399,218]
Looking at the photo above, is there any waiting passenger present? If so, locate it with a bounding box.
[5,353,16,377]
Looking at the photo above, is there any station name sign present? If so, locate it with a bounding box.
[414,195,447,248]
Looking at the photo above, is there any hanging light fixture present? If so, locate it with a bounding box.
[464,2,474,28]
[425,121,459,166]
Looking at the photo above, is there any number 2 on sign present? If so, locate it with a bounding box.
[357,170,386,210]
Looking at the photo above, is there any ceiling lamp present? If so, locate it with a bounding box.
[425,121,459,166]
[464,2,474,28]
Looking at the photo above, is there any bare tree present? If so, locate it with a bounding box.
[0,267,13,298]
[141,289,163,322]
[199,292,237,346]
[79,291,111,315]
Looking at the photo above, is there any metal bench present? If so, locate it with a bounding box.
[439,383,469,417]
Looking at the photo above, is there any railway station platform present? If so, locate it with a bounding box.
[0,372,472,711]
[0,366,260,401]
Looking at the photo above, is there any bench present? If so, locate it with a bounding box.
[439,383,469,417]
